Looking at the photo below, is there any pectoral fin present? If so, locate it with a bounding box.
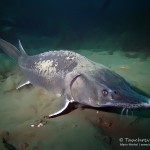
[16,79,31,89]
[31,96,70,127]
[48,96,70,117]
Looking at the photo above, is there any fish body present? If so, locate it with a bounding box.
[0,38,150,127]
[18,50,97,94]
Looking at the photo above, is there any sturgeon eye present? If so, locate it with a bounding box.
[102,89,108,97]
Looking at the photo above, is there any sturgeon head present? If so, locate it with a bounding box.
[70,66,150,109]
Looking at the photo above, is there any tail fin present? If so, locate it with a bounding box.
[0,38,27,61]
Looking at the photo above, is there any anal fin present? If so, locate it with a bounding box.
[16,79,31,89]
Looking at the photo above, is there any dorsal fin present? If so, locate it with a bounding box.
[18,39,27,55]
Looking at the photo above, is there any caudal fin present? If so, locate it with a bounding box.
[0,38,27,61]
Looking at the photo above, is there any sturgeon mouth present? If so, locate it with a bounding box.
[100,102,150,109]
[100,89,150,109]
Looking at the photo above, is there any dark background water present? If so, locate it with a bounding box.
[0,0,150,54]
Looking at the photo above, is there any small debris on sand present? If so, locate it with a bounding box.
[97,117,113,128]
[18,142,29,150]
[119,65,130,69]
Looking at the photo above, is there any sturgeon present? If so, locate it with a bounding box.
[0,38,150,127]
